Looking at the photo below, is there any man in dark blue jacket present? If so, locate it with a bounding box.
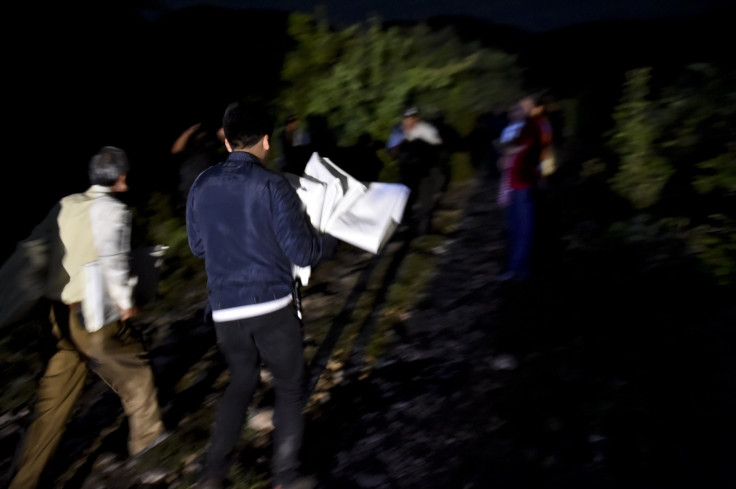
[186,100,336,489]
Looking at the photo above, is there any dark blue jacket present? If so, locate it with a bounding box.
[186,151,334,311]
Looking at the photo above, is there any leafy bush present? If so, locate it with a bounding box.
[133,192,208,325]
[608,68,673,210]
[605,65,736,284]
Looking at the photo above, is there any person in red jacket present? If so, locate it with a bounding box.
[498,96,546,282]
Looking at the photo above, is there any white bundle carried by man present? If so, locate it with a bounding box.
[285,152,410,284]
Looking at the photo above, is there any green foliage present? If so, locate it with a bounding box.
[278,13,524,148]
[686,215,736,285]
[654,65,736,283]
[608,68,673,209]
[448,152,475,182]
[580,158,608,179]
[604,65,736,284]
[133,193,207,322]
[657,64,736,170]
[693,146,736,196]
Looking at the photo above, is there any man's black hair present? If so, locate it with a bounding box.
[222,100,275,149]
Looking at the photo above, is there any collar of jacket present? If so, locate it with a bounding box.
[86,185,114,194]
[226,150,263,166]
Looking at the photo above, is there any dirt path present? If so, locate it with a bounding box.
[9,171,735,489]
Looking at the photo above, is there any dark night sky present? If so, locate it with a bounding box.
[148,0,733,32]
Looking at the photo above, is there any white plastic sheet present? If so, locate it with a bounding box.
[288,152,410,285]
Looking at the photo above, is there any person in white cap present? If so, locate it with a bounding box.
[386,106,444,234]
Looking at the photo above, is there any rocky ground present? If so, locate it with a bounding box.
[3,172,735,489]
